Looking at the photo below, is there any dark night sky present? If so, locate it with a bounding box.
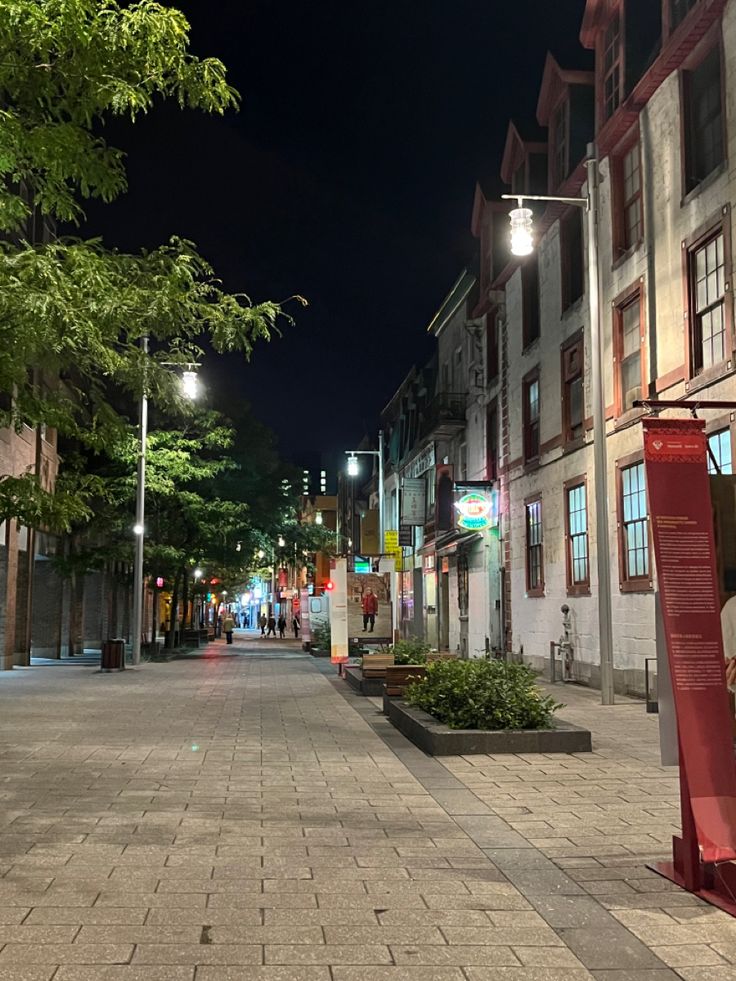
[83,0,590,466]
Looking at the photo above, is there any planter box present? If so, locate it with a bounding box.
[384,664,427,696]
[386,699,592,755]
[344,665,385,697]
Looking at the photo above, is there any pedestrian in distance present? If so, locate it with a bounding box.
[362,587,378,633]
[277,614,286,639]
[267,615,277,637]
[259,614,267,636]
[223,612,235,645]
[292,615,300,639]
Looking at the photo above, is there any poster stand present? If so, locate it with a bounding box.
[638,399,736,915]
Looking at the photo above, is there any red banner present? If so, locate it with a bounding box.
[644,417,736,862]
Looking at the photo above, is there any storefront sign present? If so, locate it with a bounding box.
[402,444,435,479]
[401,478,426,526]
[399,523,413,547]
[644,417,736,862]
[454,489,497,531]
[384,529,401,557]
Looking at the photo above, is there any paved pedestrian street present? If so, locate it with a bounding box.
[0,634,733,981]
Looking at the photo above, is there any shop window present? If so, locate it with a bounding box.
[683,45,724,193]
[522,371,540,463]
[708,428,733,474]
[618,459,650,588]
[522,256,540,348]
[614,288,645,415]
[525,498,544,596]
[560,210,584,310]
[565,481,590,593]
[562,337,584,444]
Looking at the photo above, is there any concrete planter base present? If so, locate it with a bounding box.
[344,666,385,697]
[386,698,592,755]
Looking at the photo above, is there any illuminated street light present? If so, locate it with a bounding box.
[194,567,203,579]
[347,455,359,477]
[315,511,323,525]
[181,370,199,400]
[345,432,385,551]
[133,523,144,536]
[278,536,285,547]
[509,201,534,256]
[257,549,265,559]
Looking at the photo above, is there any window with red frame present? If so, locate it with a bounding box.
[550,99,569,189]
[562,337,584,444]
[486,401,498,481]
[614,290,644,414]
[683,45,724,194]
[560,210,584,310]
[486,315,499,382]
[525,499,544,595]
[565,481,589,592]
[615,141,642,253]
[522,257,540,348]
[602,11,623,122]
[671,0,697,31]
[688,228,728,374]
[522,372,540,463]
[619,460,650,585]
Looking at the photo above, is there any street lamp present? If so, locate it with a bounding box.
[345,430,385,551]
[278,536,285,547]
[194,567,203,579]
[501,143,614,706]
[131,351,200,666]
[315,511,323,525]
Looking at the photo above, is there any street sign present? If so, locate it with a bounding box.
[384,530,401,557]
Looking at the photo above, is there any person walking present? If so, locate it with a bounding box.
[362,588,378,633]
[292,615,300,639]
[266,615,277,637]
[259,614,267,636]
[223,612,235,645]
[277,614,286,639]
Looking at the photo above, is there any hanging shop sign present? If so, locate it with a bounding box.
[401,478,427,526]
[399,523,414,547]
[454,488,497,531]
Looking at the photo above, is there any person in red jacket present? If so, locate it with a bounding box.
[362,588,378,633]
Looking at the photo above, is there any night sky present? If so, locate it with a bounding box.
[83,0,590,466]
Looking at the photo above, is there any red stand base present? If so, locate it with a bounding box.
[648,836,736,916]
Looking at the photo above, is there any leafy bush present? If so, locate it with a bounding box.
[405,658,561,731]
[312,622,331,650]
[391,638,431,665]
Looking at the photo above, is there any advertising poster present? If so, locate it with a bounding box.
[347,569,393,643]
[330,558,349,663]
[402,477,427,526]
[361,509,380,555]
[299,587,311,646]
[643,418,736,862]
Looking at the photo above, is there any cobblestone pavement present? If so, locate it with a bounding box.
[0,633,733,981]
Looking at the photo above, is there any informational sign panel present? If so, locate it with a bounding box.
[384,529,401,559]
[330,558,349,663]
[346,570,393,644]
[399,524,413,547]
[361,509,380,555]
[401,478,427,526]
[643,417,736,862]
[300,587,311,646]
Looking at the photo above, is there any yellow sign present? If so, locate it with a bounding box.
[384,530,401,556]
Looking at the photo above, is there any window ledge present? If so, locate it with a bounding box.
[567,585,591,597]
[612,239,643,271]
[522,337,541,356]
[526,588,545,599]
[681,160,728,208]
[523,458,541,474]
[614,407,647,432]
[620,579,654,594]
[562,436,586,455]
[685,359,735,394]
[561,296,585,317]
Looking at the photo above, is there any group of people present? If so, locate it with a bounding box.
[258,614,300,639]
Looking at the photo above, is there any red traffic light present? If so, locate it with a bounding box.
[324,580,335,591]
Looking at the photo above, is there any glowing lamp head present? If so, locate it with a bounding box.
[257,549,265,559]
[315,511,323,525]
[347,455,359,477]
[509,206,534,257]
[181,370,199,400]
[193,567,203,579]
[133,523,144,536]
[278,536,285,547]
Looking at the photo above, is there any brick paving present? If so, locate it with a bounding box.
[0,633,733,980]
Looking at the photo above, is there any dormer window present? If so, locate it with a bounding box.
[550,99,570,189]
[603,11,623,121]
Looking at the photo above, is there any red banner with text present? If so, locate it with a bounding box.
[644,417,736,862]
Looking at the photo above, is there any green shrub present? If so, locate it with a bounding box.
[405,658,561,731]
[312,622,331,650]
[391,638,431,665]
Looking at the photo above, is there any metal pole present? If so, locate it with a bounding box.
[378,430,385,551]
[131,335,149,666]
[586,146,615,705]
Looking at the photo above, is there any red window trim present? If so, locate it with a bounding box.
[549,95,570,192]
[561,331,584,447]
[616,449,653,593]
[598,3,625,127]
[682,205,734,388]
[524,494,544,597]
[679,29,727,201]
[612,279,647,420]
[522,367,540,464]
[560,209,585,312]
[612,135,644,259]
[563,475,591,596]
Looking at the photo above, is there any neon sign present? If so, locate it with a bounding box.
[455,491,495,531]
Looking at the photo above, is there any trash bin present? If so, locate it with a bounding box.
[101,638,125,671]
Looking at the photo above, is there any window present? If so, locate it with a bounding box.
[562,337,584,444]
[512,161,526,196]
[560,210,584,309]
[522,257,540,348]
[551,99,569,188]
[683,46,724,193]
[523,371,540,463]
[671,0,697,31]
[486,402,498,481]
[525,498,544,595]
[602,11,623,121]
[615,142,642,253]
[565,481,590,592]
[486,316,499,382]
[708,428,733,474]
[619,460,650,587]
[614,288,644,415]
[688,228,728,375]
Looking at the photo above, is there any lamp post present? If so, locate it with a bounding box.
[502,144,615,706]
[131,352,200,666]
[345,430,385,552]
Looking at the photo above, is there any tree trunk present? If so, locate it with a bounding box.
[182,573,190,629]
[166,567,183,649]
